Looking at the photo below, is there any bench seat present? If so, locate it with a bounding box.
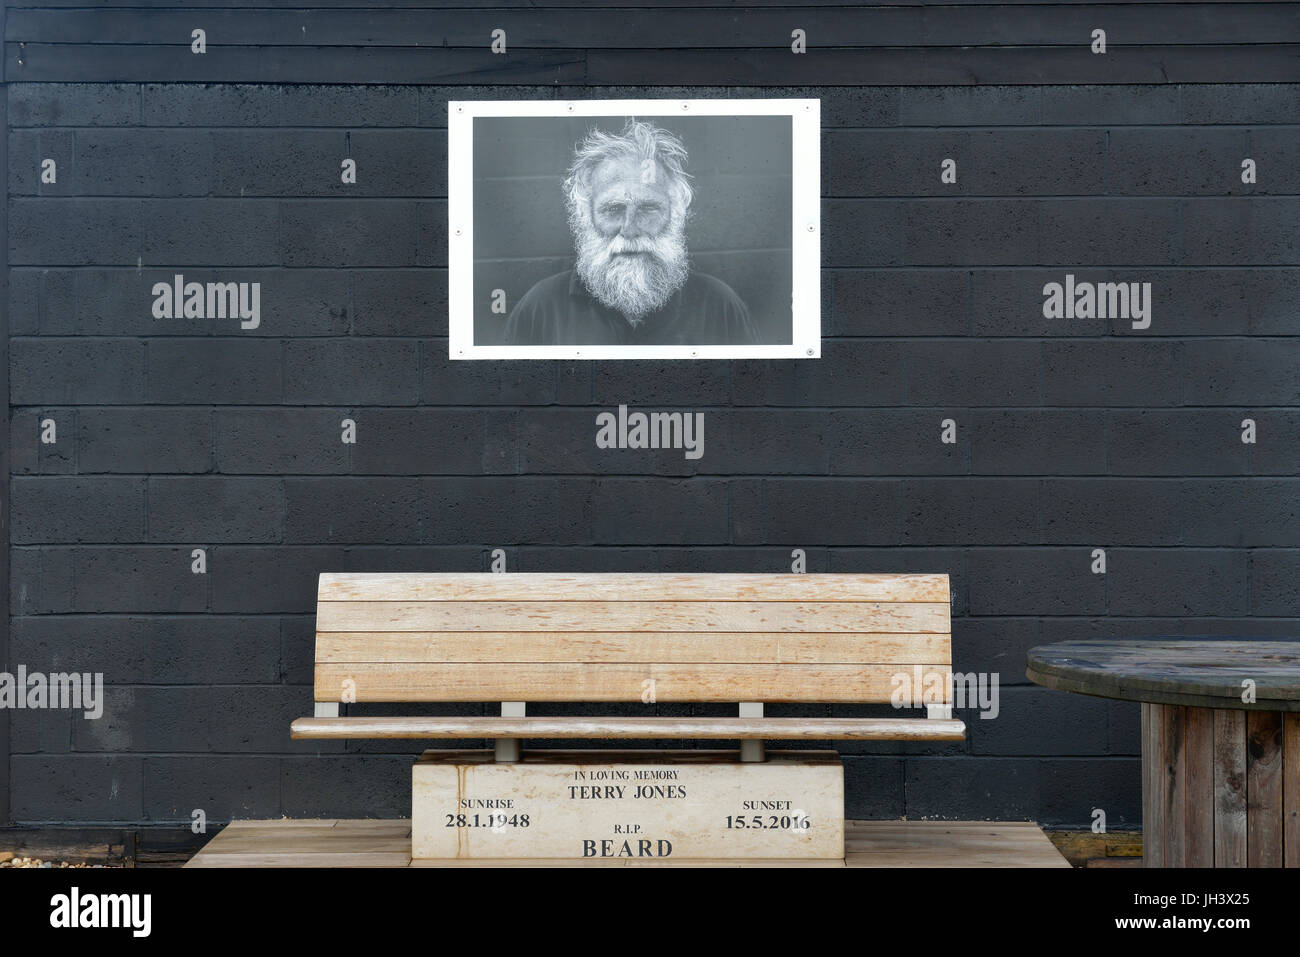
[294,571,965,758]
[290,715,967,740]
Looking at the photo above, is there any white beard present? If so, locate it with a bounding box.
[573,219,690,321]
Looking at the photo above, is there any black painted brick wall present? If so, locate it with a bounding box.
[4,6,1299,828]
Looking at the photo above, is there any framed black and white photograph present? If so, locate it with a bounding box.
[448,98,821,360]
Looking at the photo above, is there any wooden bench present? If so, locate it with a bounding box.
[290,571,965,757]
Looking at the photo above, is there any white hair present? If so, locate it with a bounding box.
[563,118,694,233]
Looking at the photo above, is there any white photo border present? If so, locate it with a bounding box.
[447,98,822,360]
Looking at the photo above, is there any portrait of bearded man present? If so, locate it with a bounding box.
[504,119,760,346]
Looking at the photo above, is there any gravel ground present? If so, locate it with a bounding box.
[0,851,110,868]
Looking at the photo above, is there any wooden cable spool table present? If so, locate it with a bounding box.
[1026,638,1300,868]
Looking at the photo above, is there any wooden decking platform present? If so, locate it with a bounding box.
[186,819,1070,868]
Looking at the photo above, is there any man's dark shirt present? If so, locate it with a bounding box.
[504,268,758,346]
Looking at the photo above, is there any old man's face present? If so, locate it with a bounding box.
[573,156,690,322]
[590,156,673,239]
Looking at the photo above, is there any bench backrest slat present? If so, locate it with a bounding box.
[318,572,950,603]
[313,572,952,705]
